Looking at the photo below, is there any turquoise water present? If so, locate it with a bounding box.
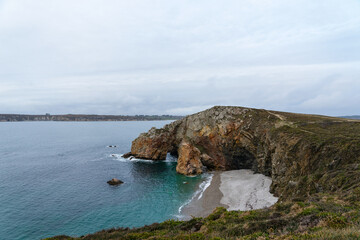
[0,121,206,240]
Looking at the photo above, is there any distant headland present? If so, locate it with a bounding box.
[340,115,360,120]
[0,113,183,122]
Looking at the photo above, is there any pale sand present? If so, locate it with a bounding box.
[220,169,278,211]
[180,169,278,219]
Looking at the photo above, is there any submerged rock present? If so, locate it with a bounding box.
[107,178,124,186]
[122,152,132,158]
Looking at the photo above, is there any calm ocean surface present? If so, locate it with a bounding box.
[0,121,206,240]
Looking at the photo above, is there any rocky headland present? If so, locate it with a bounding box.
[48,106,360,239]
[127,106,360,201]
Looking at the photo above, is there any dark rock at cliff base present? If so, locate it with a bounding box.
[122,152,132,158]
[107,178,124,185]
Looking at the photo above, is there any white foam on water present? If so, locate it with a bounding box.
[109,153,155,163]
[110,152,178,163]
[164,153,177,162]
[178,173,213,214]
[197,174,213,200]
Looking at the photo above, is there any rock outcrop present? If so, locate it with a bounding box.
[128,106,360,200]
[176,141,205,175]
[107,178,124,186]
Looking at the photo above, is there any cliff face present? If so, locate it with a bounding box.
[129,106,360,201]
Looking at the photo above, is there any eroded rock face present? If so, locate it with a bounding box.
[176,142,204,175]
[130,106,273,174]
[129,106,360,200]
[130,127,174,160]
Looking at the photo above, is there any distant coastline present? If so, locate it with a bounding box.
[339,115,360,120]
[0,114,183,122]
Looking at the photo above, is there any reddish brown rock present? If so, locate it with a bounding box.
[176,142,204,175]
[130,127,174,160]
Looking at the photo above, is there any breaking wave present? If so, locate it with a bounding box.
[109,152,177,163]
[178,173,213,214]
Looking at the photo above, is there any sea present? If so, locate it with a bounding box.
[0,121,210,240]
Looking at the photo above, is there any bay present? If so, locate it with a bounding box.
[0,121,205,240]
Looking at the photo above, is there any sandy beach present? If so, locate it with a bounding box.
[181,172,227,218]
[180,169,278,219]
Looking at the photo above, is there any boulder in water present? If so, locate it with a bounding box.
[107,178,124,186]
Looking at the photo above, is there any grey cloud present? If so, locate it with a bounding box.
[0,0,360,115]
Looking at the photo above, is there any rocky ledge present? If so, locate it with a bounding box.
[127,106,360,201]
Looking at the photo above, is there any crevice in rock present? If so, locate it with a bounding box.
[223,147,258,172]
[169,147,179,158]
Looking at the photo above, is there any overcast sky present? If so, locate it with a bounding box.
[0,0,359,116]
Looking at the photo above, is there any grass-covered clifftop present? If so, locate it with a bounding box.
[47,106,360,239]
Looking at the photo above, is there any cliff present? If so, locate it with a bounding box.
[48,106,360,240]
[129,106,360,201]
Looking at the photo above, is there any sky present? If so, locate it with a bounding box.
[0,0,360,116]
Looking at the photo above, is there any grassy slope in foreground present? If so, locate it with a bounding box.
[47,107,360,239]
